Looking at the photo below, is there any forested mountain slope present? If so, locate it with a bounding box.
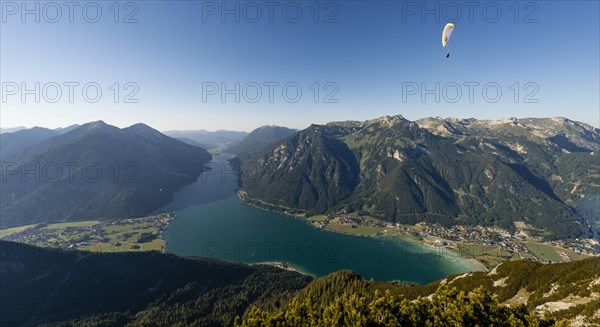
[3,241,598,326]
[0,121,212,227]
[236,115,600,240]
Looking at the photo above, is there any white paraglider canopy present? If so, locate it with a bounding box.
[442,23,455,58]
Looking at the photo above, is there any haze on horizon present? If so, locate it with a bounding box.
[1,1,598,131]
[1,114,598,136]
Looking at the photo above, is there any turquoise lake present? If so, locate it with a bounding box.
[164,155,482,284]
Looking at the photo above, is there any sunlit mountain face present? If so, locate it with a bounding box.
[236,116,599,240]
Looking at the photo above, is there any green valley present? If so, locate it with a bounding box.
[0,214,173,252]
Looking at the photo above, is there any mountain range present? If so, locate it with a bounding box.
[163,129,248,150]
[224,125,297,155]
[0,121,211,227]
[235,115,600,240]
[0,126,27,134]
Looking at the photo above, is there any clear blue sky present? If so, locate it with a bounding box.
[1,0,598,131]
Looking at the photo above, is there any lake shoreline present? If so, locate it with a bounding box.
[236,191,489,273]
[250,261,314,277]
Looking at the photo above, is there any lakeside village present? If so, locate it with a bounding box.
[1,213,174,252]
[310,213,599,264]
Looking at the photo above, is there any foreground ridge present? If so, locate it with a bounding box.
[2,241,598,326]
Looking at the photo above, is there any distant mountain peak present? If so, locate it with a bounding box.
[254,125,290,132]
[54,124,81,134]
[0,126,27,134]
[128,122,151,128]
[127,122,159,132]
[69,121,118,137]
[28,126,52,132]
[87,120,108,127]
[225,125,297,155]
[364,115,407,128]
